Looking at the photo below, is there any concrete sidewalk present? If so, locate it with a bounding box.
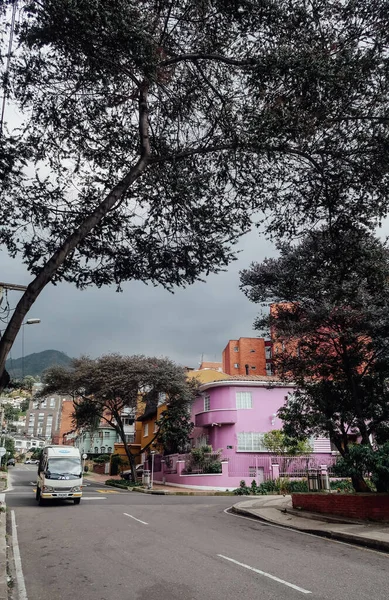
[83,471,229,495]
[233,495,389,553]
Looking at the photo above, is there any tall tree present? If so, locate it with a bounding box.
[39,354,196,479]
[240,227,389,492]
[156,403,194,455]
[1,1,389,387]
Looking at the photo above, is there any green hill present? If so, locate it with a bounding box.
[6,349,73,379]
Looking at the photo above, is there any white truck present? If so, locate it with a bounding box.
[36,445,83,505]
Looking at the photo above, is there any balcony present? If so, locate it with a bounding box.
[195,409,237,427]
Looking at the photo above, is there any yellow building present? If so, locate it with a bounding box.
[137,369,231,456]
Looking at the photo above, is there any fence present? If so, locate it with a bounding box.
[275,455,337,478]
[227,454,337,480]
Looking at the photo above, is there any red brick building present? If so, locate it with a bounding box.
[222,337,272,376]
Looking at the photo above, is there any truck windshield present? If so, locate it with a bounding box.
[46,457,81,480]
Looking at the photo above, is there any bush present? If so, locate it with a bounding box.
[285,479,309,493]
[105,479,130,489]
[233,477,309,495]
[334,443,389,492]
[233,480,251,495]
[330,479,354,493]
[94,454,111,464]
[205,460,222,474]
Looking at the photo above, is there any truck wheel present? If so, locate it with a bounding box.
[74,498,81,505]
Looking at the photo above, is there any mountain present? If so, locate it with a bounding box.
[6,350,73,379]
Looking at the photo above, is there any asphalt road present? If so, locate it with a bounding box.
[5,466,388,600]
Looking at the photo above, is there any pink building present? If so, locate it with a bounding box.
[153,376,334,490]
[192,376,293,454]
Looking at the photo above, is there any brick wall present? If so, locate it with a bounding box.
[222,338,267,376]
[292,493,389,522]
[93,463,107,475]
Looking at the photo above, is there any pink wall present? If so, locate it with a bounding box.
[192,384,295,457]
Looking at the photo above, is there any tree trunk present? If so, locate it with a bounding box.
[351,474,371,493]
[0,87,151,391]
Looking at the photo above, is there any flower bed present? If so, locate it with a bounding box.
[292,492,389,521]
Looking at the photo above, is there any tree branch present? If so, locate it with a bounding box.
[159,53,255,68]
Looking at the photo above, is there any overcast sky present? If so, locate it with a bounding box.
[1,229,278,368]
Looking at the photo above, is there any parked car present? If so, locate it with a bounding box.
[121,464,144,481]
[7,458,15,466]
[25,459,39,464]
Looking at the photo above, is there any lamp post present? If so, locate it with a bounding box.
[150,450,156,490]
[21,319,41,378]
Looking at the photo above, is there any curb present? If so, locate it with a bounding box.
[231,505,389,554]
[103,482,234,496]
[0,493,7,600]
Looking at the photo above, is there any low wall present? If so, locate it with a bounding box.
[292,493,389,522]
[154,472,249,491]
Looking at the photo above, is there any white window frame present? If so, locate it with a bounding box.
[233,363,239,368]
[236,392,252,409]
[204,395,210,412]
[237,432,266,452]
[144,423,149,437]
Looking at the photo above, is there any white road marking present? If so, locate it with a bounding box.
[81,497,107,500]
[217,554,311,595]
[11,510,29,600]
[123,512,148,525]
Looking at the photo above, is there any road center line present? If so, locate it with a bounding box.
[11,510,29,600]
[123,512,148,525]
[217,554,311,595]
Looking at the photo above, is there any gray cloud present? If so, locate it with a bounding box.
[3,220,389,368]
[0,229,277,367]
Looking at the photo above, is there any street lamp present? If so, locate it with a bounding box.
[22,318,41,378]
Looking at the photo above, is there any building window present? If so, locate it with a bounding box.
[153,421,158,433]
[266,364,273,376]
[100,446,105,454]
[125,434,135,443]
[233,346,239,352]
[251,366,256,370]
[265,347,272,359]
[122,417,134,426]
[41,400,47,408]
[94,447,99,453]
[237,432,265,452]
[236,392,252,409]
[250,349,255,353]
[233,363,239,368]
[144,423,149,437]
[107,447,112,453]
[204,395,210,412]
[104,431,110,437]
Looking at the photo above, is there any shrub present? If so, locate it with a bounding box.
[205,460,222,474]
[285,479,309,493]
[94,454,110,464]
[105,479,130,489]
[330,479,353,493]
[233,480,251,495]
